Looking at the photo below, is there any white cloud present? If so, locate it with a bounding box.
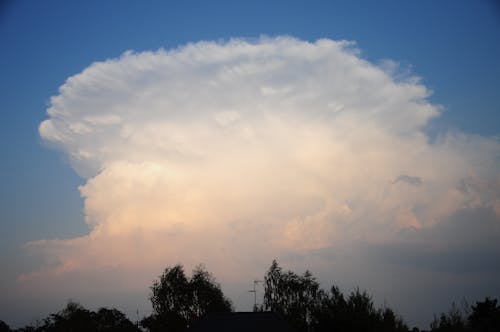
[30,37,499,321]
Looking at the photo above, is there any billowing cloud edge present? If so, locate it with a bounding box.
[21,38,499,320]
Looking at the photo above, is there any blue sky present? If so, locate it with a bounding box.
[1,0,499,328]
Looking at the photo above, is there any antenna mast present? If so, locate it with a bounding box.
[248,279,263,310]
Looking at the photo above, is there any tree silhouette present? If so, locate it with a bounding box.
[313,286,407,332]
[263,260,322,331]
[0,320,11,332]
[468,297,500,332]
[41,301,96,332]
[12,302,140,332]
[312,285,349,331]
[94,308,139,331]
[430,303,466,332]
[264,260,408,332]
[430,297,500,332]
[142,264,232,332]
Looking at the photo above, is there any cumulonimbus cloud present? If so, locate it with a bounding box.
[29,37,499,313]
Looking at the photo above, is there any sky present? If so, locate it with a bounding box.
[1,0,499,329]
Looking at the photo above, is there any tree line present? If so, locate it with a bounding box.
[1,260,499,331]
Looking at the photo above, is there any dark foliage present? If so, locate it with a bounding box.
[430,302,466,332]
[263,260,322,331]
[430,297,500,332]
[41,302,95,331]
[142,264,233,332]
[93,307,140,331]
[468,297,500,332]
[6,302,139,332]
[0,320,11,332]
[264,259,408,332]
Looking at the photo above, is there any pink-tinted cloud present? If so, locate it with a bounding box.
[30,37,499,319]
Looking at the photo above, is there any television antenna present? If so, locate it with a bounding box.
[248,279,263,310]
